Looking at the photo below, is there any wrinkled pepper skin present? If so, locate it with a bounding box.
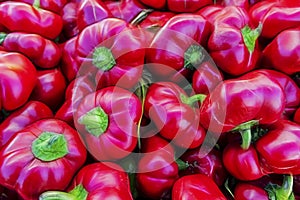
[234,183,269,200]
[0,2,63,39]
[200,71,285,133]
[172,174,227,200]
[262,27,300,75]
[146,14,211,83]
[256,120,300,175]
[39,162,133,200]
[74,86,142,161]
[0,101,53,149]
[0,32,61,69]
[138,0,212,12]
[145,82,206,149]
[0,51,37,111]
[76,18,145,90]
[0,119,87,200]
[30,68,67,111]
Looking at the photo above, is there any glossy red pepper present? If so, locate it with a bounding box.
[146,14,211,83]
[60,2,79,39]
[30,68,67,111]
[200,71,285,134]
[135,11,175,31]
[172,174,226,200]
[207,6,261,76]
[74,86,142,161]
[0,119,87,200]
[77,0,112,32]
[262,27,300,75]
[180,148,228,186]
[0,1,63,39]
[0,51,37,111]
[10,0,67,13]
[76,18,145,90]
[256,120,300,174]
[145,82,206,149]
[0,32,61,69]
[39,162,133,200]
[138,0,212,12]
[0,100,53,149]
[141,134,175,155]
[197,5,223,24]
[294,107,300,124]
[234,183,270,200]
[218,0,249,10]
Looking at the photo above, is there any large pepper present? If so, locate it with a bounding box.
[0,119,87,200]
[262,27,300,75]
[39,162,133,200]
[145,82,206,149]
[10,0,67,13]
[0,101,53,149]
[200,71,285,134]
[256,120,300,174]
[0,1,63,39]
[146,14,211,83]
[172,174,227,200]
[74,86,142,161]
[0,51,37,111]
[207,6,261,76]
[76,18,145,90]
[0,32,61,69]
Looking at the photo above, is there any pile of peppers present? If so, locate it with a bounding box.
[0,0,300,199]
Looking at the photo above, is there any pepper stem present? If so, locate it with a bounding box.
[92,47,116,71]
[39,185,88,200]
[33,0,40,8]
[78,107,109,137]
[265,175,295,200]
[176,159,189,171]
[241,23,262,53]
[130,9,154,26]
[180,93,206,106]
[0,32,7,45]
[184,45,205,69]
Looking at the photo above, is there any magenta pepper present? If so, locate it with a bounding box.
[207,6,261,76]
[0,1,63,39]
[39,162,133,200]
[0,32,61,69]
[262,27,300,75]
[60,2,79,39]
[0,119,87,200]
[0,100,53,149]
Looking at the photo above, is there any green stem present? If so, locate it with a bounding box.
[130,9,154,26]
[136,79,146,150]
[39,185,88,200]
[176,159,189,171]
[0,32,7,45]
[184,45,205,69]
[92,47,116,71]
[180,94,206,106]
[241,23,262,53]
[224,178,235,199]
[33,0,40,8]
[265,175,295,200]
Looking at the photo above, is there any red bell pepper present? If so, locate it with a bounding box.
[135,11,175,31]
[256,120,300,174]
[218,0,249,10]
[146,14,211,83]
[172,174,227,200]
[200,71,285,134]
[77,0,112,32]
[197,5,223,24]
[39,162,133,200]
[0,32,61,69]
[207,6,261,76]
[9,0,67,13]
[0,1,63,39]
[234,183,269,200]
[138,0,212,12]
[0,51,37,111]
[0,119,87,200]
[30,68,67,111]
[249,1,300,39]
[262,27,300,75]
[74,86,142,161]
[76,18,145,90]
[294,107,300,124]
[140,134,175,155]
[145,82,206,149]
[180,148,228,186]
[0,100,53,149]
[60,2,79,39]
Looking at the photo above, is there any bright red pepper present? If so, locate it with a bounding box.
[256,120,300,174]
[207,6,261,76]
[197,5,223,24]
[179,148,228,186]
[0,32,61,69]
[234,183,270,200]
[218,0,249,10]
[262,27,300,75]
[200,71,285,134]
[294,107,300,124]
[146,14,211,83]
[39,162,133,200]
[8,0,67,13]
[0,1,63,39]
[0,51,37,111]
[141,134,175,155]
[138,0,212,12]
[76,18,145,90]
[0,119,87,200]
[60,2,79,39]
[145,82,206,149]
[30,68,67,111]
[77,0,112,32]
[172,174,226,200]
[74,86,142,161]
[0,100,53,149]
[135,11,175,31]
